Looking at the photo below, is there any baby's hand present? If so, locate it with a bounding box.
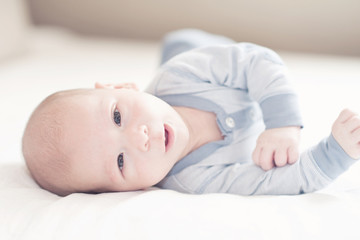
[332,109,360,160]
[252,126,301,171]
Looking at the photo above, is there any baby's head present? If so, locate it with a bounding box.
[22,84,189,196]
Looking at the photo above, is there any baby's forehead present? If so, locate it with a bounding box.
[38,92,96,129]
[54,89,100,107]
[44,88,118,120]
[57,98,103,156]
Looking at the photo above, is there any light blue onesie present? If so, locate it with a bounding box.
[146,29,357,195]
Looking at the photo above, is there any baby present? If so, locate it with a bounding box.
[22,29,360,196]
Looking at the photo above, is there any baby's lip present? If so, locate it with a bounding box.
[165,129,169,147]
[164,124,173,152]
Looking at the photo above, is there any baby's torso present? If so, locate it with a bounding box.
[145,44,267,193]
[147,69,265,193]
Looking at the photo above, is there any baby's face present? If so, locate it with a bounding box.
[62,87,189,193]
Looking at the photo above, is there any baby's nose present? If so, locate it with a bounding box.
[131,125,149,152]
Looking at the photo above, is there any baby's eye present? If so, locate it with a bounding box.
[114,108,121,126]
[118,153,124,171]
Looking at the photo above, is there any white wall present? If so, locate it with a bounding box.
[27,0,360,56]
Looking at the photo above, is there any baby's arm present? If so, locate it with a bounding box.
[243,48,303,170]
[251,108,360,172]
[174,109,358,195]
[209,109,358,195]
[252,109,360,172]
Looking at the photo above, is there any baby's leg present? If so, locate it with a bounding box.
[160,29,235,64]
[332,109,360,160]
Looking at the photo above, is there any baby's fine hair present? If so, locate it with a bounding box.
[22,89,91,196]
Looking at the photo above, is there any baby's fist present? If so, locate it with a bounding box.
[252,127,301,171]
[332,109,360,160]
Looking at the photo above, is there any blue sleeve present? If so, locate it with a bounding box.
[152,43,303,129]
[311,134,357,179]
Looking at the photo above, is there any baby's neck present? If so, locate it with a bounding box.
[173,106,224,156]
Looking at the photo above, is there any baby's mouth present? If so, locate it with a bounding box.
[164,124,172,152]
[164,129,169,147]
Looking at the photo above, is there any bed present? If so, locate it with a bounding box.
[1,13,360,240]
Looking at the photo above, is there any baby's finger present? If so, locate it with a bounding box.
[259,148,275,171]
[288,146,299,164]
[114,83,139,90]
[337,109,357,124]
[352,128,360,142]
[94,82,106,88]
[274,148,287,167]
[346,116,360,133]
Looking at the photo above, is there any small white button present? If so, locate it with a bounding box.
[225,117,235,128]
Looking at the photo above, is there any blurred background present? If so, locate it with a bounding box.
[17,0,360,57]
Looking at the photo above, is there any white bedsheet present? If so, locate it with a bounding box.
[1,28,360,240]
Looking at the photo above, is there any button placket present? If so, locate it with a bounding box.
[249,109,256,121]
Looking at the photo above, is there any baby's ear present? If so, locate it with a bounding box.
[94,82,139,91]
